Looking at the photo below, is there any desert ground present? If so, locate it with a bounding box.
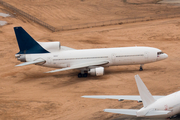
[0,0,180,120]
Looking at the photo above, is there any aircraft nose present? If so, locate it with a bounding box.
[157,53,168,61]
[161,53,168,60]
[164,53,168,59]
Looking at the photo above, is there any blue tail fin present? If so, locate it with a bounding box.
[14,27,50,54]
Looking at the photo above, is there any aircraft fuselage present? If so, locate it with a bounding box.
[137,91,180,118]
[24,46,167,68]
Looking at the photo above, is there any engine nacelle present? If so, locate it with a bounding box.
[89,67,104,76]
[38,42,60,52]
[15,54,26,62]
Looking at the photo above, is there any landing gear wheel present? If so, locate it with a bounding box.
[83,73,88,77]
[78,73,82,78]
[139,66,143,71]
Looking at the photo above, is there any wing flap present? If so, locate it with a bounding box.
[46,61,109,73]
[146,110,171,116]
[104,109,138,116]
[16,60,45,67]
[82,95,164,101]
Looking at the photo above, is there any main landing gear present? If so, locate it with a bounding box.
[168,114,179,119]
[78,73,88,78]
[139,64,144,71]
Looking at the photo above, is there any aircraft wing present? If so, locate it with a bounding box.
[16,59,45,67]
[46,61,109,73]
[104,109,138,116]
[145,110,171,116]
[104,109,171,116]
[82,95,164,101]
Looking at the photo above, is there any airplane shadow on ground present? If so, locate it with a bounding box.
[16,70,107,88]
[51,71,108,88]
[105,66,164,75]
[16,66,163,88]
[112,114,180,120]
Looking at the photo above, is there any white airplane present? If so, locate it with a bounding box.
[82,75,180,118]
[14,27,168,77]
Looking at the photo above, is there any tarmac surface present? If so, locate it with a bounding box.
[0,0,180,120]
[159,0,180,4]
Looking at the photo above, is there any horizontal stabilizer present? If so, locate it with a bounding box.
[16,60,45,67]
[104,109,138,116]
[46,61,109,73]
[146,110,171,116]
[82,95,164,101]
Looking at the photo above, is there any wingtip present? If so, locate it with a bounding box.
[104,109,110,112]
[81,96,90,98]
[134,74,140,80]
[134,74,139,77]
[45,71,51,73]
[15,64,21,67]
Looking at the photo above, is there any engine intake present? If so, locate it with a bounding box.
[38,42,60,52]
[89,67,104,76]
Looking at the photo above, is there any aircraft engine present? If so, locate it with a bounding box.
[15,54,26,62]
[38,42,61,52]
[89,67,104,76]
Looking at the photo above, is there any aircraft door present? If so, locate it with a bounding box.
[47,57,52,66]
[111,54,116,65]
[170,92,180,116]
[144,52,148,62]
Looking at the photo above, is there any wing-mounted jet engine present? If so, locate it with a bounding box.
[89,67,104,76]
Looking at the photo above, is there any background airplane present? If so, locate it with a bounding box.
[82,75,180,118]
[14,27,168,77]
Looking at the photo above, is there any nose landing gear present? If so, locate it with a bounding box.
[139,64,144,71]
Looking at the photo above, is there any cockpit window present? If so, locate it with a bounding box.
[157,52,164,55]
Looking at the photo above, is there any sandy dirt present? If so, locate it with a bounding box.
[2,0,180,27]
[0,0,180,120]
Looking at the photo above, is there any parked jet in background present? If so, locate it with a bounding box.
[82,75,180,118]
[14,27,168,77]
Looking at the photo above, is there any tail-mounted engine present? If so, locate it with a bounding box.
[15,54,26,62]
[88,67,104,76]
[38,42,60,52]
